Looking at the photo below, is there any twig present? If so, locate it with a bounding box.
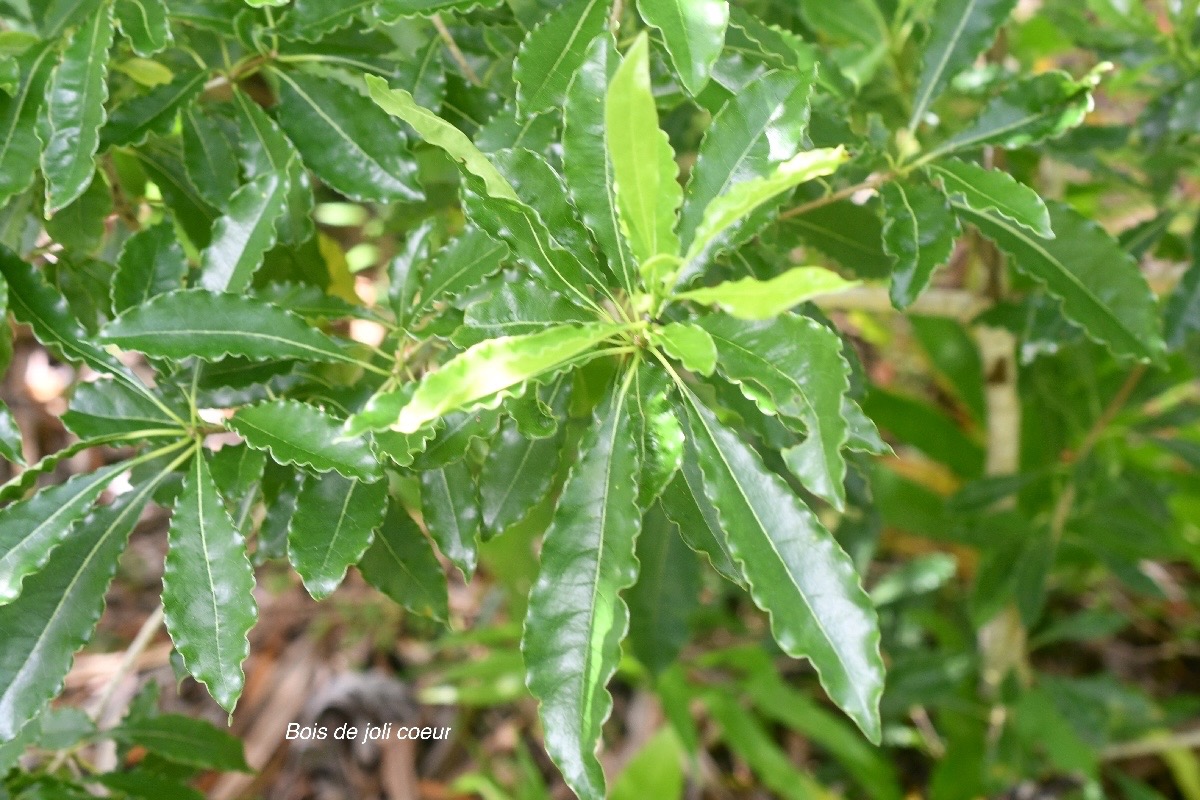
[432,15,482,87]
[814,286,986,321]
[1103,728,1200,761]
[777,172,893,221]
[93,604,165,724]
[609,0,624,32]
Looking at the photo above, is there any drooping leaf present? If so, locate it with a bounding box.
[163,452,258,713]
[131,136,218,248]
[782,199,894,279]
[392,323,618,433]
[676,266,857,320]
[109,714,249,772]
[909,0,1019,129]
[523,380,641,800]
[638,0,729,96]
[480,416,561,538]
[100,70,205,148]
[358,499,449,622]
[0,42,55,206]
[659,469,744,586]
[272,69,423,203]
[182,103,241,207]
[514,0,609,113]
[421,461,480,579]
[114,0,171,56]
[605,33,682,267]
[631,365,684,507]
[197,172,291,293]
[61,379,185,440]
[230,88,313,246]
[958,201,1167,364]
[288,471,388,599]
[99,289,357,364]
[928,158,1051,237]
[41,5,115,212]
[229,399,381,482]
[880,180,960,309]
[679,387,883,740]
[111,220,189,314]
[627,504,698,674]
[412,227,509,324]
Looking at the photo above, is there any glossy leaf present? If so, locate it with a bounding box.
[631,365,684,507]
[659,469,744,586]
[182,103,241,207]
[782,200,894,279]
[412,227,508,322]
[289,471,388,599]
[421,461,480,579]
[456,279,593,346]
[358,499,449,622]
[881,180,960,309]
[627,505,698,674]
[230,89,313,246]
[649,323,716,376]
[229,399,381,482]
[0,42,55,206]
[101,70,205,148]
[929,158,1052,238]
[114,0,171,56]
[198,172,291,293]
[514,0,609,113]
[676,266,857,320]
[163,452,258,713]
[480,415,561,538]
[61,379,184,440]
[111,220,189,314]
[640,0,728,95]
[523,381,641,800]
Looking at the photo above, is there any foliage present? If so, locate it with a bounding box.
[0,0,1198,798]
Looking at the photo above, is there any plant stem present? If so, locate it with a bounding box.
[777,172,894,221]
[432,15,483,87]
[92,604,165,725]
[1103,728,1200,761]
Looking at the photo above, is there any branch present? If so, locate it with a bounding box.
[432,14,482,87]
[1103,728,1200,761]
[814,287,986,321]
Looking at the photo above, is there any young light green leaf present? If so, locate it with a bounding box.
[649,323,717,376]
[626,505,698,675]
[606,33,682,267]
[99,290,356,364]
[198,172,291,293]
[679,388,883,741]
[358,499,449,622]
[163,452,258,714]
[41,5,115,213]
[683,147,847,266]
[929,158,1052,238]
[0,42,55,206]
[365,75,517,201]
[881,181,960,309]
[114,0,171,56]
[393,323,619,433]
[523,381,641,800]
[675,266,857,320]
[696,313,852,510]
[421,461,479,580]
[909,0,1018,129]
[638,0,729,96]
[272,69,422,203]
[958,201,1167,364]
[111,220,188,314]
[288,471,388,599]
[515,0,609,113]
[229,399,381,482]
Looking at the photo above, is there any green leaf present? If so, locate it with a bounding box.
[272,69,422,203]
[683,147,847,266]
[928,158,1051,238]
[394,38,445,111]
[514,0,609,113]
[782,199,894,279]
[358,499,449,622]
[910,315,986,424]
[909,0,1018,129]
[182,102,241,208]
[523,379,641,800]
[631,365,684,507]
[649,323,716,376]
[365,75,517,201]
[678,387,883,741]
[456,279,593,346]
[675,266,857,320]
[114,0,172,56]
[109,714,249,772]
[605,33,681,267]
[163,452,258,713]
[862,387,984,477]
[0,472,165,740]
[288,471,388,599]
[130,137,218,248]
[1164,246,1200,350]
[797,0,887,47]
[0,401,22,465]
[44,169,112,253]
[0,42,55,206]
[197,172,291,293]
[230,88,313,246]
[958,201,1167,364]
[881,180,960,309]
[111,220,188,314]
[412,229,509,325]
[101,70,206,149]
[610,727,686,800]
[99,289,357,364]
[33,0,106,40]
[638,0,728,96]
[41,5,115,213]
[626,505,697,675]
[659,469,743,586]
[696,313,851,510]
[229,399,381,482]
[480,416,561,538]
[421,461,480,579]
[61,379,185,440]
[0,462,126,605]
[393,323,618,433]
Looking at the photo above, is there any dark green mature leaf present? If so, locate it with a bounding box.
[0,41,55,206]
[44,169,112,253]
[289,471,388,599]
[881,181,960,309]
[358,499,449,622]
[111,220,188,314]
[61,379,185,440]
[114,0,171,56]
[282,0,370,41]
[131,137,218,248]
[639,0,728,96]
[230,89,313,246]
[606,33,681,268]
[659,468,743,586]
[679,387,883,741]
[797,0,887,47]
[697,313,851,509]
[272,69,422,203]
[928,158,1051,238]
[395,38,446,111]
[0,462,126,605]
[421,461,480,579]
[0,401,21,465]
[229,399,381,482]
[783,200,894,278]
[41,5,115,213]
[163,452,258,713]
[182,103,241,207]
[197,172,291,293]
[412,227,509,322]
[480,416,560,538]
[514,0,608,113]
[1164,225,1200,350]
[110,714,249,772]
[100,290,356,364]
[392,324,618,433]
[627,504,698,674]
[523,379,641,800]
[631,365,684,506]
[958,201,1167,363]
[0,468,171,740]
[909,0,1018,129]
[862,388,984,477]
[101,70,206,148]
[910,315,986,424]
[456,280,593,346]
[33,0,105,38]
